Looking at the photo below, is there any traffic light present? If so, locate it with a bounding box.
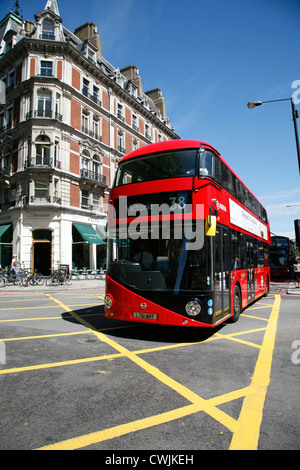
[295,219,300,247]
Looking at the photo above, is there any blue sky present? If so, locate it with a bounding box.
[1,0,300,238]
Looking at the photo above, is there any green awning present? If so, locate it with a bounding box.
[73,223,104,244]
[96,225,107,243]
[0,224,11,237]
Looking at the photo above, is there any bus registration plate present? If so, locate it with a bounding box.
[133,312,158,320]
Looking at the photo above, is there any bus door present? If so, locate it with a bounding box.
[214,227,230,320]
[246,238,255,301]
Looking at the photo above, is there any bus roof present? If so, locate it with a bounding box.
[120,139,213,162]
[118,139,267,213]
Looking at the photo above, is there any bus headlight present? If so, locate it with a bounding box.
[185,299,202,316]
[104,294,113,310]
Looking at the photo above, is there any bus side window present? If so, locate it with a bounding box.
[214,156,222,185]
[221,162,235,197]
[199,150,214,177]
[231,230,240,270]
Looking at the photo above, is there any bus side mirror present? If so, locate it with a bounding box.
[205,215,217,237]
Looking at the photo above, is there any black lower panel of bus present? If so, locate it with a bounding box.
[128,286,215,324]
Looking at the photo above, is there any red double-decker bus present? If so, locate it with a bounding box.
[104,140,270,327]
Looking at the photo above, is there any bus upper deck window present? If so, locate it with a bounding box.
[199,149,214,177]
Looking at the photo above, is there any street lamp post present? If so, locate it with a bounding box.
[247,98,300,176]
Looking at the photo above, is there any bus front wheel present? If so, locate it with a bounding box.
[231,285,241,322]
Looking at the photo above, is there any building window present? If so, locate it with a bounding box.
[82,78,89,97]
[35,135,50,166]
[81,111,89,133]
[40,61,53,76]
[87,48,95,62]
[81,151,89,177]
[117,103,124,121]
[54,140,60,168]
[92,155,100,180]
[117,131,125,153]
[34,180,49,201]
[145,124,151,140]
[93,85,100,105]
[93,116,100,140]
[0,112,4,133]
[132,114,138,132]
[92,192,101,210]
[6,107,13,130]
[37,92,52,118]
[42,21,55,40]
[81,189,89,208]
[7,71,15,92]
[55,94,61,119]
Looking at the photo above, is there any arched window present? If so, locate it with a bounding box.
[35,135,50,166]
[42,20,55,40]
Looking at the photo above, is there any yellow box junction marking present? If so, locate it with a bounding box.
[33,293,281,450]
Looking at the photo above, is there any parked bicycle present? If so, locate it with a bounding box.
[23,269,45,287]
[0,269,7,288]
[46,269,72,286]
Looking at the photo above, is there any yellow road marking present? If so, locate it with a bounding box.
[229,294,281,450]
[0,303,100,311]
[38,385,252,450]
[0,331,91,341]
[0,312,104,323]
[0,352,124,375]
[241,313,269,321]
[37,294,239,451]
[0,292,280,449]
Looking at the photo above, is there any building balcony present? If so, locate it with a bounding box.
[24,158,61,169]
[117,111,125,122]
[81,203,104,213]
[39,33,56,40]
[117,145,125,154]
[23,195,61,205]
[80,169,107,185]
[81,126,102,141]
[0,122,12,134]
[82,88,102,107]
[26,110,63,121]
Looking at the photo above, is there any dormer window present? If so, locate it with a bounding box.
[87,48,95,63]
[42,20,55,40]
[3,29,17,52]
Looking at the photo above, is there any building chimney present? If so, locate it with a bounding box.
[74,22,102,58]
[145,88,166,119]
[120,65,143,97]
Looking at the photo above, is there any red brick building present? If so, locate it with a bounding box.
[0,0,179,272]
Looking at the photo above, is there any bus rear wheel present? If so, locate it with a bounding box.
[231,285,241,322]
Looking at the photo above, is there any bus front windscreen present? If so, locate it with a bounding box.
[114,150,198,186]
[107,222,210,294]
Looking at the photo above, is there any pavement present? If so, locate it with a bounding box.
[0,277,106,292]
[286,281,300,295]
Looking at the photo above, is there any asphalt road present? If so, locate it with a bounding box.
[0,279,299,453]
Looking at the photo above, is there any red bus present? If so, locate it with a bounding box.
[104,140,271,327]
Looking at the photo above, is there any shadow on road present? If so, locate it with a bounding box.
[61,304,225,344]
